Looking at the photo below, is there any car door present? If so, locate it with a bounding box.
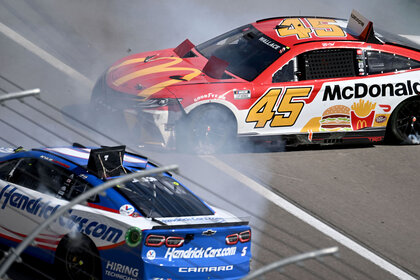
[0,157,69,251]
[246,47,364,139]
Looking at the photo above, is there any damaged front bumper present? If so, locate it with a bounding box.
[91,76,186,149]
[123,99,185,149]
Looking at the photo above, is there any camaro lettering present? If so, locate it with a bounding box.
[323,80,420,101]
[179,265,234,273]
[165,247,236,262]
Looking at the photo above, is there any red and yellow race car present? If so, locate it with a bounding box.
[91,10,420,153]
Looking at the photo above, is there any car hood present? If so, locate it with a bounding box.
[106,48,217,99]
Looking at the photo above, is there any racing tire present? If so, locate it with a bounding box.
[386,97,420,144]
[177,104,237,154]
[54,234,102,280]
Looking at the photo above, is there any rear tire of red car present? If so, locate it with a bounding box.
[177,104,237,154]
[55,234,102,280]
[386,97,420,144]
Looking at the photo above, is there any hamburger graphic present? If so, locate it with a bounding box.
[320,105,352,131]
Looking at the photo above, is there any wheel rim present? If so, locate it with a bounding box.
[395,100,420,143]
[190,108,235,153]
[65,245,96,280]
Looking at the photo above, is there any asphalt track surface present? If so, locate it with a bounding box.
[1,1,420,279]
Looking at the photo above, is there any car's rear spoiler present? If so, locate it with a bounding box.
[347,9,381,44]
[152,221,249,230]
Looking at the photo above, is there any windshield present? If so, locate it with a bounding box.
[116,175,213,218]
[196,25,288,81]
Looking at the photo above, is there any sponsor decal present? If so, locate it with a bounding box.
[233,90,251,100]
[58,210,123,243]
[259,37,282,50]
[40,155,69,168]
[379,104,391,112]
[375,115,387,124]
[322,81,420,101]
[193,93,226,103]
[319,105,352,131]
[105,261,139,280]
[317,100,377,132]
[119,204,135,216]
[0,185,123,243]
[164,247,236,262]
[179,265,234,273]
[368,136,384,142]
[347,10,370,37]
[350,11,365,27]
[147,250,156,261]
[0,185,60,219]
[40,155,53,162]
[350,99,376,130]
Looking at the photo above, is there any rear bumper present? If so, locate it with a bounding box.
[140,225,251,280]
[142,260,250,280]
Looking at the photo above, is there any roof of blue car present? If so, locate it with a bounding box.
[39,146,148,169]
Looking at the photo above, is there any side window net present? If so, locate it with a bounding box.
[273,59,295,83]
[57,175,98,202]
[366,51,420,75]
[10,158,69,194]
[299,49,357,80]
[7,158,97,202]
[9,158,41,190]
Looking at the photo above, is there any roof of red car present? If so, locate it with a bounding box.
[252,16,361,47]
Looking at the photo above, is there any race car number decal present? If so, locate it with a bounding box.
[276,18,346,39]
[246,87,312,128]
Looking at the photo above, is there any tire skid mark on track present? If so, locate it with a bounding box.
[200,155,416,280]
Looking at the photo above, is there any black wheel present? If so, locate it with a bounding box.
[387,98,420,144]
[177,104,237,154]
[55,235,102,280]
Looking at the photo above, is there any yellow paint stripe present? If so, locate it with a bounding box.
[109,56,201,98]
[108,58,146,72]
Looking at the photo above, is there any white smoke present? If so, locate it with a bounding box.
[407,134,420,145]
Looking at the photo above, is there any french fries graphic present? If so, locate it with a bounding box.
[351,100,377,130]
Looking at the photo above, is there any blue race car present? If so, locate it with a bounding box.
[0,144,251,280]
